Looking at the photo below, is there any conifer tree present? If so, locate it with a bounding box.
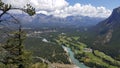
[0,0,36,68]
[2,25,32,68]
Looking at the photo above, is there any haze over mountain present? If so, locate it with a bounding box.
[2,13,104,28]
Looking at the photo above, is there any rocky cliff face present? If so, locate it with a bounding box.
[93,29,113,45]
[89,7,120,57]
[97,7,120,29]
[94,7,120,46]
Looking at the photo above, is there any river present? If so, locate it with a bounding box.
[62,46,89,68]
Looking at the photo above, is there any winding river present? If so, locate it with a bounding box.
[62,46,89,68]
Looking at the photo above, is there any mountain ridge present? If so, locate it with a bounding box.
[91,7,120,57]
[2,13,104,28]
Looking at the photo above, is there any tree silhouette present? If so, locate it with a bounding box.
[0,0,35,19]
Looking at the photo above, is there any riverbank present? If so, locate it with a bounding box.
[62,45,89,68]
[51,63,79,68]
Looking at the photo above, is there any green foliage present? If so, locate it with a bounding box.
[23,4,36,16]
[25,37,70,64]
[0,62,48,68]
[1,30,33,68]
[0,1,36,68]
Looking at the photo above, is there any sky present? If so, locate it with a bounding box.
[2,0,120,18]
[66,0,120,10]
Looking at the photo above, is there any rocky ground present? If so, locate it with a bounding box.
[51,63,79,68]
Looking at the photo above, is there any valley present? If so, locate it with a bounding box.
[0,1,120,68]
[23,27,120,68]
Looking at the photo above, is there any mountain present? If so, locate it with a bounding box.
[96,7,120,30]
[92,7,120,57]
[33,14,104,28]
[2,13,104,28]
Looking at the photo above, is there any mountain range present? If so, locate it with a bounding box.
[1,13,104,28]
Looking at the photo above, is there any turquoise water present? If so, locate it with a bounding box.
[62,46,89,68]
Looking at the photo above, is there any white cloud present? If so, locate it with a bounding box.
[29,0,69,11]
[36,11,48,15]
[2,0,29,8]
[2,0,111,18]
[62,4,111,18]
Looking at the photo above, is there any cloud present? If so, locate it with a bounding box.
[60,3,111,18]
[2,0,111,18]
[2,0,29,8]
[29,0,69,11]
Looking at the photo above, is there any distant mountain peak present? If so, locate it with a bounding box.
[109,7,120,19]
[101,7,120,28]
[113,7,120,14]
[94,7,120,47]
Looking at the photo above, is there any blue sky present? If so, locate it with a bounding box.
[66,0,120,10]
